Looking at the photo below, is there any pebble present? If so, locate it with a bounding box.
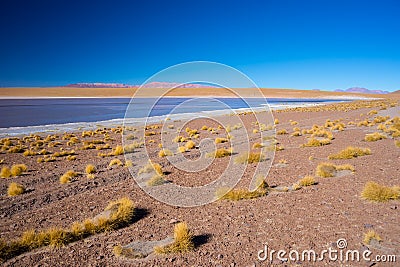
[217,254,223,259]
[169,218,179,224]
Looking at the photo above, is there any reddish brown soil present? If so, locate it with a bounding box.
[1,100,399,266]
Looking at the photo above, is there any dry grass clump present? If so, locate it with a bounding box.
[252,143,264,149]
[112,145,124,155]
[276,129,287,135]
[216,180,268,201]
[328,146,371,159]
[316,162,354,177]
[10,164,27,176]
[85,164,96,175]
[364,132,387,142]
[299,176,316,186]
[215,137,228,144]
[158,149,173,157]
[395,140,400,148]
[291,131,302,136]
[301,138,331,147]
[173,135,186,143]
[206,148,233,158]
[274,118,279,124]
[109,159,123,167]
[154,222,194,254]
[360,181,400,202]
[363,230,382,245]
[278,159,287,164]
[177,146,187,153]
[1,167,12,178]
[60,170,77,184]
[185,140,196,150]
[234,152,265,164]
[23,150,37,156]
[66,155,76,161]
[7,182,25,196]
[138,161,163,176]
[146,175,167,186]
[0,198,135,262]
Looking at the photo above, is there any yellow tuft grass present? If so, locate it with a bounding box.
[185,140,196,150]
[138,161,164,176]
[252,143,264,149]
[276,129,287,135]
[328,146,371,159]
[147,175,167,186]
[395,140,400,148]
[0,198,135,261]
[361,181,400,202]
[316,162,354,177]
[112,145,124,155]
[109,159,123,167]
[215,137,228,144]
[274,118,279,124]
[154,222,194,254]
[1,167,12,178]
[216,180,268,201]
[206,148,233,158]
[301,138,331,147]
[364,132,387,142]
[60,170,77,184]
[10,164,27,176]
[363,230,382,245]
[85,164,96,174]
[299,176,316,186]
[158,149,173,157]
[7,182,25,196]
[234,152,265,164]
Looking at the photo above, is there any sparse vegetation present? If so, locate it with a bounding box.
[85,164,96,174]
[364,132,387,142]
[234,152,265,164]
[298,176,316,186]
[215,137,228,144]
[1,167,12,178]
[154,222,194,254]
[328,146,371,159]
[138,161,163,176]
[185,140,196,150]
[109,159,123,167]
[216,180,268,201]
[301,138,331,147]
[60,170,77,184]
[0,198,135,261]
[147,175,167,186]
[361,181,400,202]
[276,129,287,135]
[316,162,354,177]
[363,230,382,245]
[206,148,233,158]
[10,164,27,176]
[7,182,25,196]
[252,143,264,149]
[158,149,173,157]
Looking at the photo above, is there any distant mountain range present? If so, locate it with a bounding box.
[334,87,389,94]
[65,82,216,88]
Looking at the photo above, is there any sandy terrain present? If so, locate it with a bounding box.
[0,87,386,99]
[1,98,400,266]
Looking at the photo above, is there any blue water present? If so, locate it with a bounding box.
[0,98,346,128]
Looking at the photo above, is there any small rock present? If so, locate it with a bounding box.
[168,257,175,262]
[87,244,93,248]
[169,218,179,224]
[96,255,104,260]
[390,205,397,210]
[217,254,223,259]
[364,223,373,228]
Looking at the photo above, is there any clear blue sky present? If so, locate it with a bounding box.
[1,0,399,91]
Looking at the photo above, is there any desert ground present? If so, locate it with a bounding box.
[1,96,400,266]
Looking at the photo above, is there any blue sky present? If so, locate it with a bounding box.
[0,0,399,91]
